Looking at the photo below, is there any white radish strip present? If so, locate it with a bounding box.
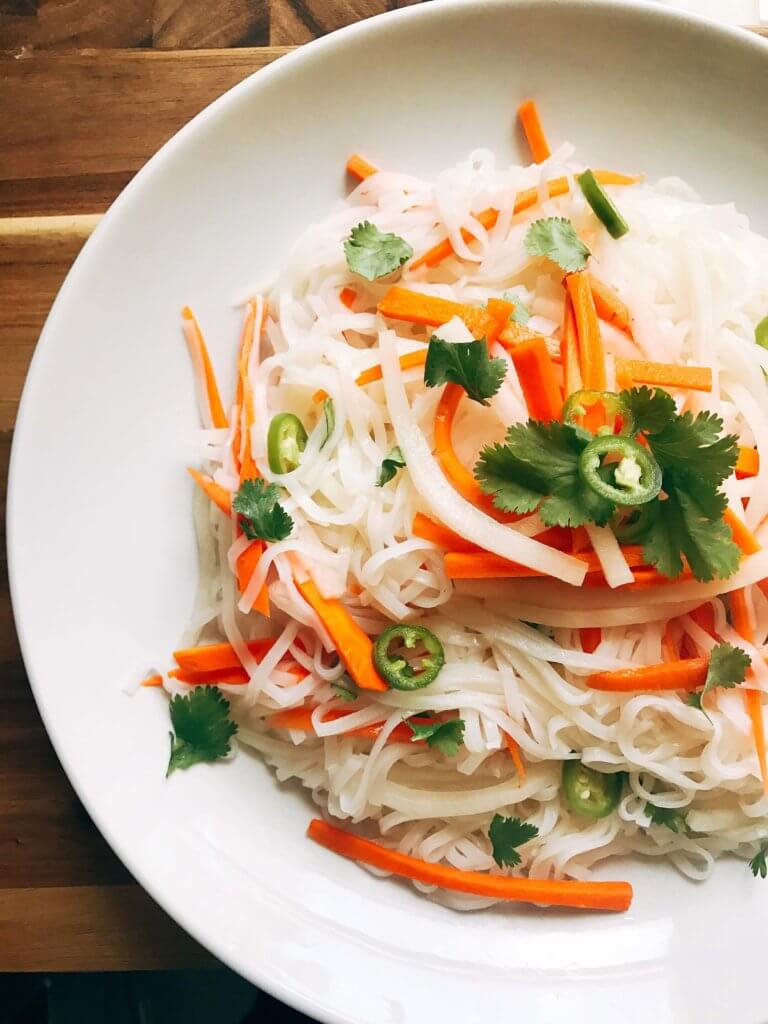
[379,330,587,586]
[246,619,300,699]
[585,524,634,589]
[510,512,548,538]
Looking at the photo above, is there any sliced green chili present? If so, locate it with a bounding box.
[756,315,768,351]
[373,624,445,691]
[613,500,659,543]
[578,434,661,506]
[563,760,623,819]
[563,389,631,433]
[267,413,308,474]
[577,169,630,240]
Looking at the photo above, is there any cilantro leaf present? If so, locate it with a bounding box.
[488,814,539,868]
[646,802,688,834]
[686,691,703,709]
[408,716,465,756]
[702,641,751,699]
[424,336,506,406]
[502,290,531,324]
[623,385,676,436]
[643,488,741,582]
[475,421,615,526]
[645,410,738,491]
[344,221,413,281]
[749,841,768,878]
[376,446,406,487]
[167,687,237,776]
[233,479,293,543]
[525,217,591,272]
[331,676,358,702]
[320,398,335,450]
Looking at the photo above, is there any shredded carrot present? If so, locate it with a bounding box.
[170,667,249,685]
[566,271,606,395]
[377,286,493,339]
[173,638,277,673]
[510,336,562,421]
[724,507,761,556]
[295,577,387,692]
[232,300,257,474]
[517,99,550,164]
[307,818,632,911]
[498,319,557,353]
[587,658,709,692]
[503,733,527,780]
[486,298,516,344]
[346,154,378,181]
[561,295,583,397]
[339,287,357,310]
[661,622,679,661]
[444,547,646,580]
[266,706,437,744]
[730,588,768,794]
[410,171,639,271]
[140,674,163,687]
[181,307,228,430]
[236,540,270,617]
[736,447,759,479]
[614,358,712,393]
[187,467,232,516]
[690,603,717,638]
[412,512,482,553]
[580,627,601,654]
[571,526,590,554]
[313,348,428,404]
[589,276,633,335]
[730,588,755,645]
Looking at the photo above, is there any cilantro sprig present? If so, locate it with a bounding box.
[408,716,465,756]
[525,217,591,272]
[376,446,406,487]
[233,479,293,543]
[167,687,237,776]
[488,814,539,867]
[687,641,751,710]
[749,840,768,878]
[424,336,506,406]
[344,221,413,281]
[645,802,688,834]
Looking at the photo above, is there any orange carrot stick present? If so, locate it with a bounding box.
[509,336,563,422]
[517,99,551,164]
[566,271,606,393]
[662,622,679,661]
[307,818,633,911]
[561,295,583,397]
[588,276,633,335]
[187,467,232,516]
[266,706,436,744]
[173,638,277,673]
[339,287,357,309]
[181,307,228,429]
[410,172,640,271]
[504,733,527,781]
[312,348,428,404]
[232,300,258,474]
[736,447,759,479]
[498,319,555,350]
[377,287,493,339]
[412,512,483,553]
[724,507,761,556]
[236,539,270,617]
[347,154,378,181]
[140,674,163,687]
[580,627,601,654]
[444,547,646,580]
[295,577,387,692]
[614,359,712,393]
[587,658,709,692]
[690,603,717,638]
[486,298,516,344]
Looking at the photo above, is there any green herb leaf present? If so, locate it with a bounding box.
[525,217,591,272]
[376,446,406,487]
[320,398,335,450]
[424,336,506,406]
[749,840,768,878]
[331,676,358,703]
[503,290,531,324]
[646,802,688,834]
[642,488,741,583]
[344,221,413,281]
[475,421,615,526]
[167,687,237,776]
[686,691,703,709]
[702,641,751,699]
[623,385,677,435]
[408,716,465,756]
[755,316,768,351]
[488,814,539,868]
[233,478,293,543]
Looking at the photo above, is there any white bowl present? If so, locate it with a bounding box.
[9,2,768,1022]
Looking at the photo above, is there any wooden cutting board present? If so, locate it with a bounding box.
[0,3,765,972]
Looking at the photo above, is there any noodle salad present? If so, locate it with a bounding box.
[144,101,768,913]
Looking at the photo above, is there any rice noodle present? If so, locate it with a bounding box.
[177,146,768,906]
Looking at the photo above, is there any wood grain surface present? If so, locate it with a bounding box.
[0,3,764,973]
